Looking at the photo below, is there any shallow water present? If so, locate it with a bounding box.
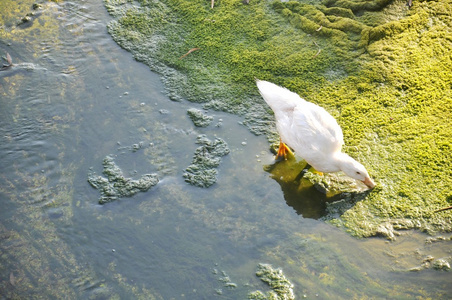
[1,0,451,298]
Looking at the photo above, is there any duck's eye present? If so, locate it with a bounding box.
[356,171,361,175]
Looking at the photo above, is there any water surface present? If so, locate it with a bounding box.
[0,0,451,298]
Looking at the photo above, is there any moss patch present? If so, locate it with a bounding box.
[88,155,159,204]
[183,134,230,187]
[104,0,452,238]
[187,108,214,127]
[249,263,295,300]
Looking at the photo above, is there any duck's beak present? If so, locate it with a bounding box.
[362,177,376,189]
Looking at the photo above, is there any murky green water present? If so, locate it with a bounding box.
[1,0,451,298]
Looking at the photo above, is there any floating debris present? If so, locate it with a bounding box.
[9,272,16,286]
[409,254,451,272]
[1,52,13,71]
[32,3,43,10]
[187,108,213,127]
[425,236,450,244]
[218,270,237,289]
[6,53,12,66]
[249,264,295,300]
[88,155,159,204]
[183,135,230,188]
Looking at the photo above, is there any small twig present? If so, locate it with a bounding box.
[433,206,452,213]
[312,41,321,59]
[211,0,214,9]
[179,48,200,59]
[316,25,323,32]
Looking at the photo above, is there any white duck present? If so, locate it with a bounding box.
[257,80,375,189]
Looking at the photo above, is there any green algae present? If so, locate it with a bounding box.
[0,1,62,45]
[183,134,230,187]
[432,258,451,271]
[187,108,213,127]
[88,155,159,204]
[409,254,452,272]
[104,0,452,239]
[0,2,99,296]
[249,264,295,300]
[0,162,94,299]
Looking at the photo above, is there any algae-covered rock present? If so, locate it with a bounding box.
[187,108,213,127]
[249,263,295,300]
[88,155,159,204]
[183,135,230,188]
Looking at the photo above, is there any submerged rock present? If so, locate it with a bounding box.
[248,263,295,300]
[88,155,159,204]
[187,108,213,127]
[183,135,230,188]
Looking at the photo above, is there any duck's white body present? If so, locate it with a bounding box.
[257,80,375,188]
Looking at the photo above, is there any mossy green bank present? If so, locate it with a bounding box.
[104,0,452,238]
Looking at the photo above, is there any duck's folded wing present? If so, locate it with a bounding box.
[291,102,344,155]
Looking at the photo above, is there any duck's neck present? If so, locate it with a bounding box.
[335,152,364,177]
[334,152,355,172]
[309,152,345,173]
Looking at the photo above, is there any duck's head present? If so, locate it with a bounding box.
[339,154,376,189]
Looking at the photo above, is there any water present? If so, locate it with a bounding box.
[1,0,451,298]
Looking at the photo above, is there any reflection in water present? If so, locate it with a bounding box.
[264,157,331,219]
[264,154,371,219]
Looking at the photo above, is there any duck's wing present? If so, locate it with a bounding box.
[290,102,344,156]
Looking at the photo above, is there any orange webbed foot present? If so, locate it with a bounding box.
[275,139,293,160]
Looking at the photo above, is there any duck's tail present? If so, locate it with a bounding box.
[256,80,305,112]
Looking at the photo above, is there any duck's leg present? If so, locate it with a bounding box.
[276,139,293,160]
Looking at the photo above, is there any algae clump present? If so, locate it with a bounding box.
[183,134,230,188]
[104,0,452,238]
[249,263,295,300]
[187,108,214,127]
[88,155,159,204]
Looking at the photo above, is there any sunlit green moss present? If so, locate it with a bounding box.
[104,0,452,238]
